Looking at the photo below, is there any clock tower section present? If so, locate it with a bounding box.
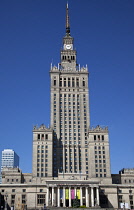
[60,3,77,71]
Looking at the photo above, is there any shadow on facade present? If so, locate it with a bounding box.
[0,194,10,210]
[100,191,113,208]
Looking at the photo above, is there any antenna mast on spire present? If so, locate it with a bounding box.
[66,2,70,35]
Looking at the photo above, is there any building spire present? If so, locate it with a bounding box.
[66,2,70,35]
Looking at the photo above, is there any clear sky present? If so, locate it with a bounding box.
[0,0,134,174]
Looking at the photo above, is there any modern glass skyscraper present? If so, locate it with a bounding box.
[1,149,19,171]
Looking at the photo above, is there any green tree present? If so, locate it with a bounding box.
[73,196,80,208]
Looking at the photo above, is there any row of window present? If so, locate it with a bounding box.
[11,194,26,205]
[37,150,48,154]
[118,195,133,207]
[37,162,48,167]
[37,134,48,140]
[95,164,106,168]
[53,77,86,88]
[96,169,106,172]
[94,135,105,141]
[95,150,105,154]
[6,193,46,205]
[37,159,48,164]
[62,55,75,61]
[37,145,48,149]
[124,179,134,184]
[94,146,105,150]
[37,173,48,177]
[1,189,26,193]
[37,154,48,158]
[95,159,106,163]
[96,173,106,177]
[95,155,106,159]
[6,179,32,183]
[118,189,133,194]
[37,168,48,172]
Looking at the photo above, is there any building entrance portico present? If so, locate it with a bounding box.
[46,183,99,207]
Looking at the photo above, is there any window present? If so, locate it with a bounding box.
[46,134,48,140]
[54,79,56,86]
[130,201,133,205]
[118,195,122,200]
[68,78,70,87]
[72,78,75,87]
[60,78,62,87]
[64,78,66,87]
[129,195,133,200]
[76,78,79,87]
[22,189,26,192]
[11,195,15,205]
[22,195,26,204]
[83,80,85,87]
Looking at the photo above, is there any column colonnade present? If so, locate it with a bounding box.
[46,185,99,207]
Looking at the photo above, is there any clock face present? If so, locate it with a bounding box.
[66,44,71,49]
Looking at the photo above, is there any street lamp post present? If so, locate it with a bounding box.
[5,192,8,210]
[123,200,125,210]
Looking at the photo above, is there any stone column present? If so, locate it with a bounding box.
[46,187,49,207]
[75,187,77,198]
[91,187,94,207]
[57,186,60,207]
[52,187,54,206]
[69,187,71,207]
[96,187,99,206]
[63,187,66,207]
[86,187,89,207]
[80,187,83,206]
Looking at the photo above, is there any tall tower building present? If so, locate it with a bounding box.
[1,149,19,171]
[32,3,111,182]
[50,3,90,177]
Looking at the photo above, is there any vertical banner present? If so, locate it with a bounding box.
[77,189,80,199]
[65,189,69,199]
[60,189,63,199]
[71,189,75,199]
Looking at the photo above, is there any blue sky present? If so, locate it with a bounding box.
[0,0,134,174]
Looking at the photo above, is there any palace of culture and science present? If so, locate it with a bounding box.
[1,4,134,210]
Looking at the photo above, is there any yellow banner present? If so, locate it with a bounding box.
[77,189,80,199]
[65,189,69,199]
